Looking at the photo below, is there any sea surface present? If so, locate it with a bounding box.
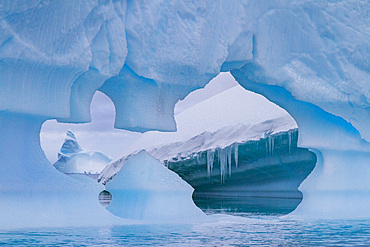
[1,212,369,246]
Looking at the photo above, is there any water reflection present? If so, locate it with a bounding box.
[193,193,302,216]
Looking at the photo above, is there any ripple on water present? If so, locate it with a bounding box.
[0,217,369,246]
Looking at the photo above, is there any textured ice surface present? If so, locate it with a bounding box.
[0,1,368,136]
[0,0,369,225]
[0,1,127,122]
[105,151,205,222]
[53,130,112,175]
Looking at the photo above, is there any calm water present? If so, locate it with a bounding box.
[1,215,369,246]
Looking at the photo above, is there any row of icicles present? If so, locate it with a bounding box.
[198,131,294,184]
[205,143,239,183]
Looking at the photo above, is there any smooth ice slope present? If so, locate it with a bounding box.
[105,151,205,222]
[54,130,112,175]
[0,0,369,224]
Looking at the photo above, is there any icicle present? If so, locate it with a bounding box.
[218,148,228,184]
[271,136,273,155]
[206,150,215,178]
[268,135,275,156]
[218,149,222,182]
[227,146,232,176]
[197,153,201,164]
[288,131,292,154]
[234,143,239,168]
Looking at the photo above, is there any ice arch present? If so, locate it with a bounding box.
[0,0,369,227]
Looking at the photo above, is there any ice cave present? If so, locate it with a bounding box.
[0,0,369,237]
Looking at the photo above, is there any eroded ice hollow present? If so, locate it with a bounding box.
[0,0,369,227]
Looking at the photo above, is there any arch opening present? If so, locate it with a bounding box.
[96,72,317,216]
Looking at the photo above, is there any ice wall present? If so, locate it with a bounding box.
[0,0,369,225]
[0,112,118,229]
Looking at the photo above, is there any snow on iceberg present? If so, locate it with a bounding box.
[53,130,112,178]
[105,151,205,222]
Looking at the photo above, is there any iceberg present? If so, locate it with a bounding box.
[53,130,112,178]
[0,0,369,227]
[105,151,205,222]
